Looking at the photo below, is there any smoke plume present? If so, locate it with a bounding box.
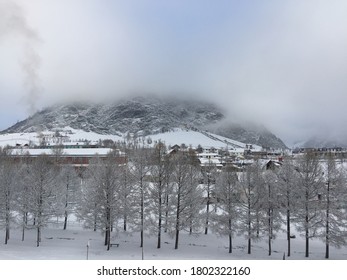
[0,0,42,114]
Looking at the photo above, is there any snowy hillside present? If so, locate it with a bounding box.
[149,129,262,150]
[0,127,262,151]
[1,96,287,149]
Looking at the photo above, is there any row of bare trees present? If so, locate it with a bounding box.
[1,145,347,258]
[233,153,347,258]
[76,147,347,258]
[0,148,80,247]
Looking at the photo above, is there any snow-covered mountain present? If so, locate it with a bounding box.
[295,136,347,149]
[1,96,287,149]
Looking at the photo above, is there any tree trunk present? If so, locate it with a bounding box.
[247,188,251,254]
[63,210,68,230]
[105,193,111,250]
[5,208,10,244]
[325,181,330,259]
[164,193,169,233]
[5,227,9,245]
[268,209,272,256]
[37,194,42,247]
[63,191,68,230]
[205,184,210,235]
[256,213,260,238]
[248,236,251,254]
[104,226,111,251]
[305,228,309,258]
[286,190,291,257]
[157,193,162,249]
[106,229,110,251]
[93,203,97,232]
[123,215,127,231]
[104,229,108,246]
[175,227,180,250]
[22,212,27,242]
[268,184,272,256]
[305,190,309,258]
[189,207,193,235]
[5,209,10,243]
[37,226,40,247]
[247,214,251,254]
[22,225,25,242]
[123,170,128,232]
[93,213,97,231]
[4,190,10,244]
[229,218,232,253]
[140,186,144,248]
[63,182,69,230]
[287,208,291,257]
[123,193,127,232]
[105,215,111,250]
[175,185,181,250]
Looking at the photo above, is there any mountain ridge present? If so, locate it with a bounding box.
[1,96,288,149]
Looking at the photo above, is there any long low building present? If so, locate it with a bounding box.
[9,147,127,166]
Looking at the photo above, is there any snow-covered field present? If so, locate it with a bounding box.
[150,129,260,149]
[0,127,260,150]
[2,224,346,280]
[1,218,346,280]
[1,220,346,260]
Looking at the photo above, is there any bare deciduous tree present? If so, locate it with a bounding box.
[277,157,298,257]
[0,148,18,244]
[201,161,218,235]
[148,142,168,249]
[262,168,283,256]
[319,154,347,258]
[57,166,80,230]
[84,154,122,250]
[170,151,200,249]
[129,147,152,248]
[237,161,264,254]
[214,165,239,253]
[294,152,324,258]
[119,161,135,232]
[24,155,59,247]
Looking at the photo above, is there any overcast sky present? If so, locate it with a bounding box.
[1,0,347,146]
